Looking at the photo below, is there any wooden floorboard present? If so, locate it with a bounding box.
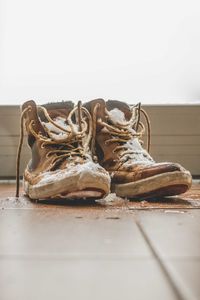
[0,210,151,258]
[0,259,178,300]
[135,209,200,300]
[165,259,200,300]
[135,210,200,258]
[0,183,200,300]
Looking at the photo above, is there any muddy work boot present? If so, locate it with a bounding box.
[16,100,110,200]
[84,99,192,199]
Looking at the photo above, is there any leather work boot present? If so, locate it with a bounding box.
[84,99,192,199]
[16,100,110,200]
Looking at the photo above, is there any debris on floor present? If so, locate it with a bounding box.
[164,210,186,214]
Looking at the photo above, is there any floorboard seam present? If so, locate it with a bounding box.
[133,213,185,300]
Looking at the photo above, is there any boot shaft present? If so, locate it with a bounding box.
[84,98,153,170]
[20,100,93,174]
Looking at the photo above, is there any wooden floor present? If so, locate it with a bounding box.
[0,182,200,300]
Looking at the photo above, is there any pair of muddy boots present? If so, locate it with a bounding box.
[16,99,192,200]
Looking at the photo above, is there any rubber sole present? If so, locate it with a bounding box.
[24,170,110,200]
[111,170,192,199]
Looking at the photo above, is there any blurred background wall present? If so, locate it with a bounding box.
[0,104,199,177]
[0,0,200,177]
[0,0,200,105]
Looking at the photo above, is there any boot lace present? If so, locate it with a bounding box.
[16,101,92,197]
[93,102,153,166]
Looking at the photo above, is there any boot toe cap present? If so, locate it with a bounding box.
[112,161,191,184]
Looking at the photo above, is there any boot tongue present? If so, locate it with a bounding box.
[41,101,74,120]
[84,98,106,118]
[39,101,74,137]
[106,100,153,163]
[106,100,132,120]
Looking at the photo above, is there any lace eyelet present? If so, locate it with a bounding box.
[46,152,52,158]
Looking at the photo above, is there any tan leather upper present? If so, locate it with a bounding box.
[22,100,93,185]
[84,99,184,184]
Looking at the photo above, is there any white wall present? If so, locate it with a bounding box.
[1,0,200,105]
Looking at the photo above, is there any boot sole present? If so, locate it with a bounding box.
[24,170,110,200]
[111,170,192,199]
